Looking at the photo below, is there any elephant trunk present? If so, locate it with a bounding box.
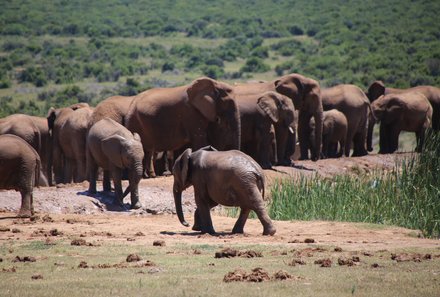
[173,184,190,227]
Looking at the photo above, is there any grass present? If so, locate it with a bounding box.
[269,132,440,238]
[0,240,439,297]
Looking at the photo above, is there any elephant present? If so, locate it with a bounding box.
[173,146,276,236]
[371,92,432,154]
[0,114,49,186]
[47,103,93,184]
[89,95,136,190]
[366,81,440,150]
[310,109,348,158]
[125,77,241,177]
[321,84,371,157]
[237,91,296,168]
[233,73,322,161]
[87,118,144,209]
[0,134,41,217]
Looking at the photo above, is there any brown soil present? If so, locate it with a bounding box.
[1,153,439,252]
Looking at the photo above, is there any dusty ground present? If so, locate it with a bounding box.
[1,152,438,250]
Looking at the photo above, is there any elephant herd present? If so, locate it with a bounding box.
[0,73,438,234]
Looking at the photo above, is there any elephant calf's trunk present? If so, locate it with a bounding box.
[173,188,190,227]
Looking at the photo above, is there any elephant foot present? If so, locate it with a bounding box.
[17,209,32,218]
[231,227,244,234]
[192,224,201,231]
[352,150,368,157]
[261,163,272,170]
[130,201,142,210]
[163,170,172,176]
[262,225,276,236]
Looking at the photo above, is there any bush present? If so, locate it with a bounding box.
[240,57,270,73]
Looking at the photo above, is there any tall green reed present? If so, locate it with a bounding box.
[269,131,440,237]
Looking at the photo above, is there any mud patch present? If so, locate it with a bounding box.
[224,268,302,283]
[153,240,166,246]
[71,239,96,246]
[13,256,36,262]
[215,248,262,258]
[126,254,141,262]
[391,253,432,262]
[314,258,332,267]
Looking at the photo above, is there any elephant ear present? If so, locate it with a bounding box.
[187,77,217,122]
[274,74,305,109]
[101,135,126,168]
[257,92,280,123]
[173,148,192,190]
[47,107,57,130]
[367,81,385,102]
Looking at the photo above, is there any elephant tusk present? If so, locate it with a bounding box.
[289,127,294,134]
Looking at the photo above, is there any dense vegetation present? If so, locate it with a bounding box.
[269,132,440,237]
[0,0,439,116]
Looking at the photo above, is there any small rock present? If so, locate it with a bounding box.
[42,215,54,222]
[11,228,21,233]
[304,238,315,243]
[31,274,43,280]
[126,254,141,262]
[78,261,88,268]
[334,247,343,252]
[153,240,166,247]
[314,258,332,267]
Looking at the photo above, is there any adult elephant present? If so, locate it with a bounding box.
[371,92,432,154]
[0,114,48,186]
[47,103,93,184]
[0,134,41,217]
[125,77,241,176]
[237,91,296,168]
[321,84,371,157]
[366,81,440,150]
[233,73,323,161]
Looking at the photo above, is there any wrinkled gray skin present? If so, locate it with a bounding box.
[126,77,241,179]
[0,134,41,217]
[233,73,323,161]
[89,95,135,190]
[87,118,144,209]
[371,92,432,154]
[321,84,371,157]
[47,103,92,184]
[173,146,276,236]
[310,109,348,158]
[366,81,440,151]
[0,114,49,186]
[236,91,296,169]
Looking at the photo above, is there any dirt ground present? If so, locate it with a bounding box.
[1,152,439,250]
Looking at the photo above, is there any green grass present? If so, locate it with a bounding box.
[0,240,439,297]
[269,132,440,238]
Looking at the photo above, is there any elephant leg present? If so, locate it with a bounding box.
[75,156,87,183]
[379,123,389,154]
[352,131,368,157]
[129,184,141,209]
[344,128,355,157]
[143,151,156,178]
[18,190,32,218]
[388,124,400,153]
[415,129,426,152]
[259,124,273,169]
[192,208,202,231]
[253,204,276,236]
[111,169,124,206]
[298,113,312,160]
[195,189,215,234]
[232,208,251,234]
[63,158,73,183]
[103,170,111,192]
[87,159,98,194]
[163,150,173,176]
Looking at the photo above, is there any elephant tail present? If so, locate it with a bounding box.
[255,172,266,201]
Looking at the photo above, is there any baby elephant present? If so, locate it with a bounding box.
[0,134,41,217]
[173,146,276,236]
[310,109,348,158]
[87,118,144,209]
